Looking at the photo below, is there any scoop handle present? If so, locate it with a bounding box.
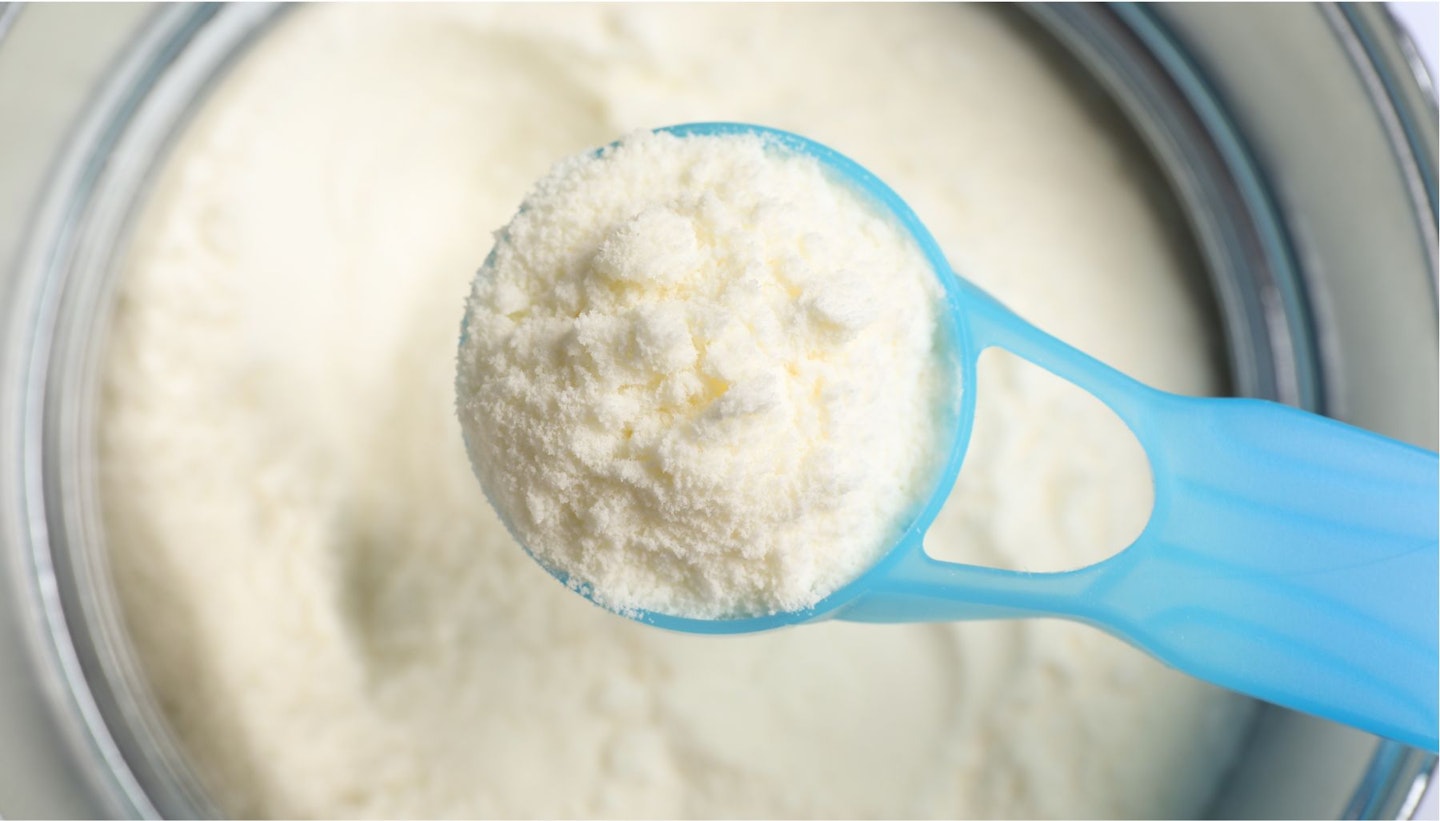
[956,282,1439,751]
[1103,393,1438,752]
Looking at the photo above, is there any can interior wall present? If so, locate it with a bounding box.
[0,4,1433,818]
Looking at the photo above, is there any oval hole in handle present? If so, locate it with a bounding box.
[923,347,1154,574]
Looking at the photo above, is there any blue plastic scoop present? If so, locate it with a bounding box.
[502,122,1440,752]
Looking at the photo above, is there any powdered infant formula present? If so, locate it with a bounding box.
[457,130,954,618]
[100,4,1253,818]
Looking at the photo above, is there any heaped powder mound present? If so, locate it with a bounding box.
[456,130,953,619]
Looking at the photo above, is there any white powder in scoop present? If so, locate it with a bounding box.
[457,130,950,618]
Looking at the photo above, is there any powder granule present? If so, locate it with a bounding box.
[457,130,953,618]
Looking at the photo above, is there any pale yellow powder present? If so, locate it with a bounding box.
[457,130,952,618]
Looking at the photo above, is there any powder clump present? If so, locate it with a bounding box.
[457,130,952,619]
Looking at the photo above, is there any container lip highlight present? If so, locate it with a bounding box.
[1331,3,1438,291]
[0,6,21,48]
[2,5,280,817]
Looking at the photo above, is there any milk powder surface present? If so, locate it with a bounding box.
[101,5,1251,817]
